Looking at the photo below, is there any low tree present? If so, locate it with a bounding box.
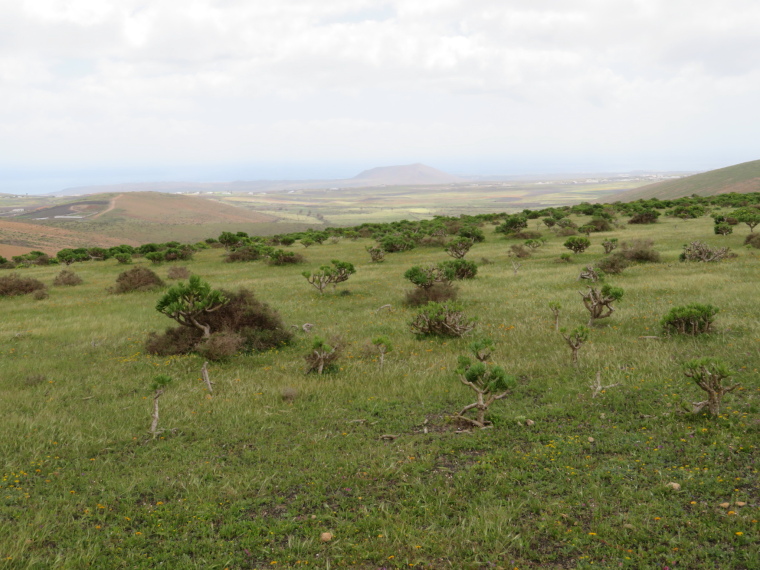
[564,236,591,254]
[682,358,739,415]
[305,336,342,374]
[445,237,474,259]
[561,325,589,365]
[155,275,229,339]
[601,238,619,254]
[371,336,393,369]
[580,284,623,326]
[454,339,516,428]
[366,245,385,263]
[549,301,561,331]
[734,207,760,233]
[302,260,356,294]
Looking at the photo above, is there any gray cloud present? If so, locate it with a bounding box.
[1,0,759,181]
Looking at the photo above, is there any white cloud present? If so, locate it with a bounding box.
[1,0,759,182]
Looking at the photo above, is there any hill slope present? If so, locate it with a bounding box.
[22,192,276,225]
[614,159,760,201]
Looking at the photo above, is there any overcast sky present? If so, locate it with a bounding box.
[2,0,760,192]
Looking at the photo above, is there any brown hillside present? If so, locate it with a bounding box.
[0,220,138,257]
[94,192,277,224]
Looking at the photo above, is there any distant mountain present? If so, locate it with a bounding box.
[352,163,465,185]
[613,159,760,201]
[49,164,467,196]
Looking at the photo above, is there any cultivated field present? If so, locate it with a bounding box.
[0,213,758,568]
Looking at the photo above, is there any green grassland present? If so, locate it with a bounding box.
[1,214,759,568]
[220,181,644,227]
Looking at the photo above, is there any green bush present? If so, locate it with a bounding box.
[440,259,478,280]
[409,301,476,337]
[564,236,591,254]
[661,303,718,335]
[147,288,292,356]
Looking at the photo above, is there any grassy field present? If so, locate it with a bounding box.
[1,214,758,568]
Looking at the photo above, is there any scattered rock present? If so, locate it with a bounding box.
[736,501,747,507]
[666,482,681,491]
[588,437,595,443]
[623,523,635,530]
[526,419,535,426]
[320,532,333,542]
[719,502,731,509]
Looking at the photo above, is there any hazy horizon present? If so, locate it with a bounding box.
[2,1,759,195]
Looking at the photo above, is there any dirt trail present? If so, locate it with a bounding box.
[92,194,123,219]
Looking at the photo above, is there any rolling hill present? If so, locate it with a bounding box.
[612,159,760,201]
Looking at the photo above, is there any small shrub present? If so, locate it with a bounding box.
[224,245,270,263]
[196,331,245,361]
[167,266,191,280]
[555,253,573,263]
[418,236,447,248]
[145,326,201,356]
[409,301,476,337]
[601,238,619,254]
[744,233,760,249]
[110,267,165,294]
[266,250,305,265]
[661,303,718,335]
[33,289,49,300]
[628,209,660,224]
[53,270,83,287]
[509,244,531,258]
[370,336,393,368]
[679,241,731,262]
[404,283,458,307]
[146,288,292,356]
[305,336,343,374]
[145,252,165,265]
[113,253,132,264]
[714,222,733,236]
[587,217,612,232]
[441,259,478,280]
[0,273,47,297]
[512,230,543,240]
[556,227,577,237]
[404,264,454,289]
[596,253,629,274]
[620,239,660,263]
[366,246,386,262]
